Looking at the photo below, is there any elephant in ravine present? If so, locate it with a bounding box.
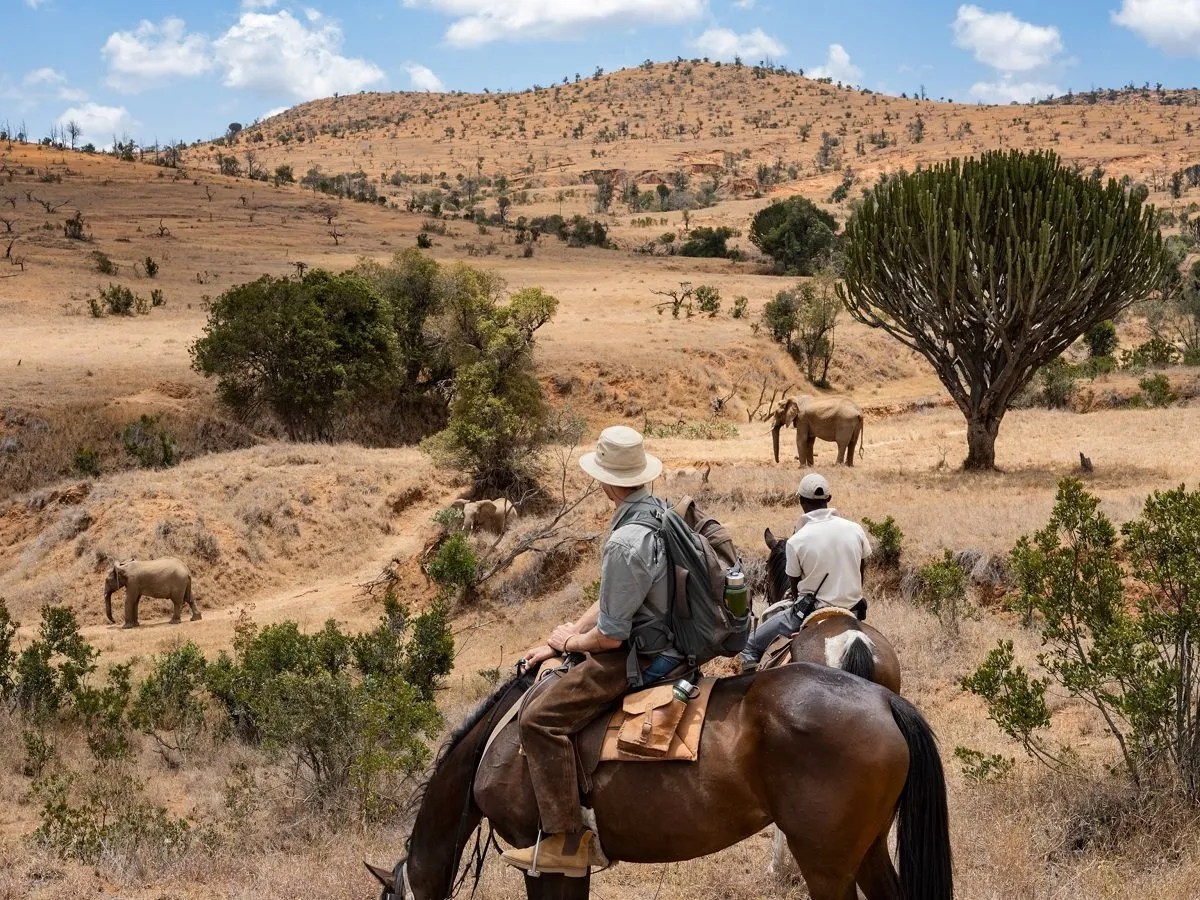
[104,557,200,628]
[771,396,864,466]
[451,498,519,536]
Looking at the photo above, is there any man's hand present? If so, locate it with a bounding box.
[547,623,577,653]
[522,643,557,667]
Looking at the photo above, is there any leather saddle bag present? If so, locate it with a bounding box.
[616,684,687,758]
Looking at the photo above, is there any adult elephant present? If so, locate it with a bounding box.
[104,557,200,628]
[772,396,864,466]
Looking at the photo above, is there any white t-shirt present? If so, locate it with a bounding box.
[784,508,872,608]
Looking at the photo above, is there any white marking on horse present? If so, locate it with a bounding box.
[824,630,876,668]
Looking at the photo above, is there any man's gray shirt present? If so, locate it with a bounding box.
[595,487,671,653]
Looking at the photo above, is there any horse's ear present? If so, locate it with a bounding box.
[764,527,777,549]
[364,861,395,891]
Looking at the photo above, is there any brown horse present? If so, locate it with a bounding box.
[763,527,902,693]
[367,660,952,900]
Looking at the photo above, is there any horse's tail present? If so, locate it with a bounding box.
[888,693,953,900]
[825,624,876,683]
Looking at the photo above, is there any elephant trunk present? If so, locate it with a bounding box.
[104,589,115,624]
[772,420,783,463]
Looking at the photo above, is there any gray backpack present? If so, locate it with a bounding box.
[621,495,748,678]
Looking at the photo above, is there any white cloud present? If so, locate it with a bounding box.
[102,18,214,92]
[213,10,385,99]
[952,5,1063,72]
[403,62,445,92]
[733,0,756,8]
[404,0,705,47]
[691,27,785,62]
[24,0,50,8]
[58,87,89,102]
[968,78,1059,104]
[1113,0,1200,56]
[808,44,862,83]
[23,67,66,87]
[57,102,136,148]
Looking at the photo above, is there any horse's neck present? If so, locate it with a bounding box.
[407,683,524,897]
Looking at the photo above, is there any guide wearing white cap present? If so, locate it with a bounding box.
[738,471,872,669]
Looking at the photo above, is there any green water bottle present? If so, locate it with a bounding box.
[724,568,748,617]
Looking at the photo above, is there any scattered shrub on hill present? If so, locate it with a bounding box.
[426,533,478,597]
[73,445,101,476]
[749,196,838,275]
[1121,337,1180,370]
[63,210,86,240]
[731,296,748,319]
[963,478,1200,796]
[679,226,736,259]
[917,550,971,635]
[11,605,97,723]
[143,256,159,278]
[694,284,721,316]
[760,269,840,385]
[121,414,177,469]
[1084,320,1117,358]
[862,516,903,568]
[1024,358,1077,409]
[91,250,118,275]
[99,283,136,315]
[1137,373,1176,407]
[416,232,433,248]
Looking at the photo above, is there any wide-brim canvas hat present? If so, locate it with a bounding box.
[579,425,663,487]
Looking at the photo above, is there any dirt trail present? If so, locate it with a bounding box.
[80,491,452,664]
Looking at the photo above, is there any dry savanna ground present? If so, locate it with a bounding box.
[1,63,1200,898]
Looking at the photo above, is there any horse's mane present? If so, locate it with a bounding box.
[435,667,534,766]
[767,536,790,604]
[403,666,536,850]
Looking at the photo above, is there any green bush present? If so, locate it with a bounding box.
[99,283,135,316]
[191,270,399,441]
[862,515,903,568]
[426,533,478,593]
[72,663,133,762]
[21,729,56,778]
[129,642,209,766]
[953,746,1015,783]
[91,250,118,275]
[416,232,433,249]
[749,196,838,274]
[963,478,1200,795]
[73,445,101,476]
[1121,337,1180,370]
[12,606,97,723]
[150,288,165,307]
[121,414,177,469]
[679,226,736,259]
[731,296,748,319]
[917,550,970,634]
[1033,358,1077,409]
[1084,320,1118,358]
[693,284,721,316]
[32,769,193,864]
[1138,373,1177,407]
[144,256,159,278]
[205,601,449,817]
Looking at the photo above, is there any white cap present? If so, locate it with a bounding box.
[798,473,831,501]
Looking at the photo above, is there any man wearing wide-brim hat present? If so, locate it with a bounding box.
[502,425,680,877]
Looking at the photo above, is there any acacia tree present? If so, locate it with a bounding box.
[840,150,1169,469]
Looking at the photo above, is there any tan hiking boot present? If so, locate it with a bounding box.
[501,831,600,877]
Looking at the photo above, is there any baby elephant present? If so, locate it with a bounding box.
[104,557,201,628]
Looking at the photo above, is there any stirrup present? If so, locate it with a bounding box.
[528,829,545,877]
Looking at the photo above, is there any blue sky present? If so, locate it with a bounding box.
[3,1,1199,149]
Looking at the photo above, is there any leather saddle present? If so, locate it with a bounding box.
[757,605,859,672]
[481,662,719,793]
